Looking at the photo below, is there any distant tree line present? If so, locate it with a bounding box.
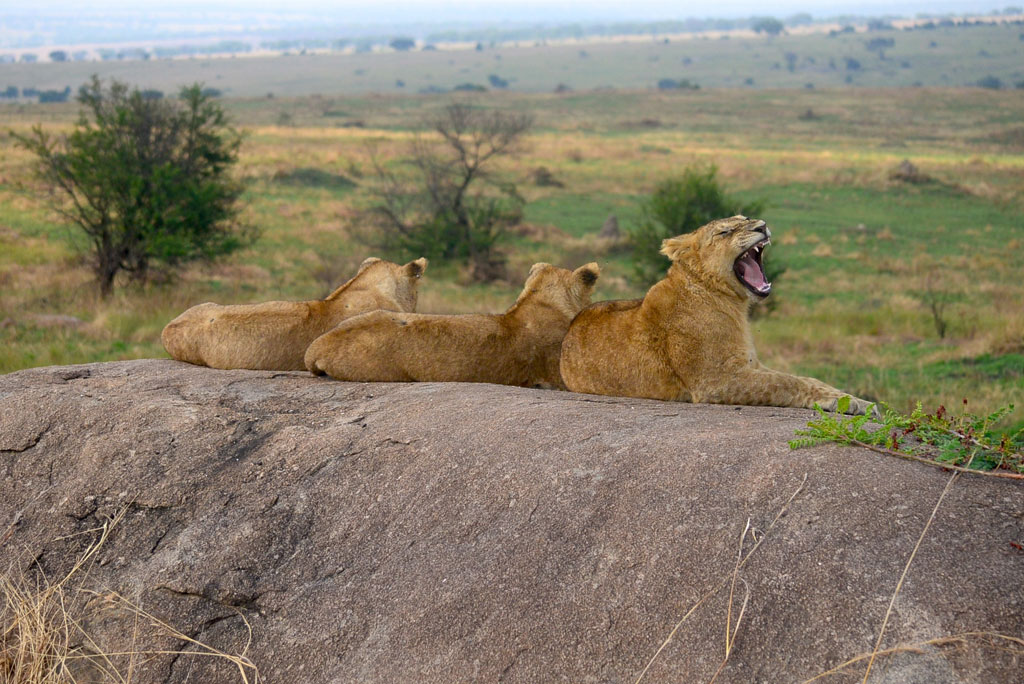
[0,85,73,102]
[11,13,1022,67]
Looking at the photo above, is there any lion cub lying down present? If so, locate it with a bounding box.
[305,262,600,389]
[162,257,427,371]
[560,216,875,415]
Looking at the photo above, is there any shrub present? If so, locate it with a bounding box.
[976,75,1004,89]
[626,166,765,285]
[752,17,785,35]
[389,37,415,51]
[37,87,71,103]
[865,37,895,51]
[657,78,700,91]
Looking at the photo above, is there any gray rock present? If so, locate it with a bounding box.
[27,313,85,329]
[599,214,620,239]
[1,359,1021,683]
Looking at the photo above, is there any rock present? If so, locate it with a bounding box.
[27,313,85,329]
[529,166,564,188]
[599,214,620,239]
[0,359,1021,683]
[889,159,932,184]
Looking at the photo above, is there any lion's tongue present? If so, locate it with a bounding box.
[737,253,767,289]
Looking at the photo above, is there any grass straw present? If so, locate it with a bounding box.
[1,506,260,683]
[708,521,752,684]
[801,632,1024,683]
[633,473,807,684]
[858,448,978,683]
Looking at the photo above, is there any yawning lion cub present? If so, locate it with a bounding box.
[305,262,600,389]
[560,216,874,414]
[162,257,427,371]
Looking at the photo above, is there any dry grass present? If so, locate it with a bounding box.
[0,508,259,683]
[800,632,1024,683]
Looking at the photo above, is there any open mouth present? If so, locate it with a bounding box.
[734,237,772,297]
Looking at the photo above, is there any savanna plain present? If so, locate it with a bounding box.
[1,22,1023,432]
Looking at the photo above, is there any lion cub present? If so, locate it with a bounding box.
[162,257,427,371]
[560,216,875,415]
[305,262,600,389]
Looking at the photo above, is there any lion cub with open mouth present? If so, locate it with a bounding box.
[560,216,875,415]
[305,262,600,389]
[162,257,427,371]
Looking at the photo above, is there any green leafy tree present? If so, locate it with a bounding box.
[13,77,253,297]
[626,166,766,286]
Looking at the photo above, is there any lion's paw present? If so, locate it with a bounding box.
[825,395,880,419]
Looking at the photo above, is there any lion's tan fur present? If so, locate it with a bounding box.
[305,262,600,389]
[161,257,427,371]
[560,216,873,414]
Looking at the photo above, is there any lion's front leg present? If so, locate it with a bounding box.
[693,366,874,415]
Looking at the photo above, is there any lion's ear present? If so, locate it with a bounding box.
[404,257,428,279]
[573,262,600,289]
[357,257,383,272]
[527,262,551,280]
[660,234,696,262]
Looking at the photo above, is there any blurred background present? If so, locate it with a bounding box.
[1,1,1022,431]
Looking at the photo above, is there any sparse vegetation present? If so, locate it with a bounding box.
[791,398,1024,477]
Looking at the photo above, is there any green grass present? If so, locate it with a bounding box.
[523,193,642,237]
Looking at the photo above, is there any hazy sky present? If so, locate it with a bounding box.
[20,0,1008,21]
[5,0,1009,50]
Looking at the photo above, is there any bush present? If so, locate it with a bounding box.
[389,37,415,51]
[865,37,895,51]
[752,17,785,35]
[626,166,765,285]
[13,77,253,297]
[37,87,71,103]
[657,78,700,90]
[976,75,1004,89]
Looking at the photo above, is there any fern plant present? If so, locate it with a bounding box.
[791,398,1024,479]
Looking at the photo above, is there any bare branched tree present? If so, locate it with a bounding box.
[360,102,532,281]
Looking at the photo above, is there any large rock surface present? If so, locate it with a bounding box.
[0,359,1021,683]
